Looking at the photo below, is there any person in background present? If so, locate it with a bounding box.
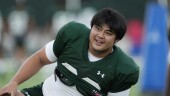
[0,11,3,58]
[0,8,139,96]
[6,0,34,61]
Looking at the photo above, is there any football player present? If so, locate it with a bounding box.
[0,8,139,96]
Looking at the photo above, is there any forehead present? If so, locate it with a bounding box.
[100,24,110,30]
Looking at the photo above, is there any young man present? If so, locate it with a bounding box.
[0,8,139,96]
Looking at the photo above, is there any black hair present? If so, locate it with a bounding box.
[91,8,127,40]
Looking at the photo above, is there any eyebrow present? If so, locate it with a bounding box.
[97,25,111,32]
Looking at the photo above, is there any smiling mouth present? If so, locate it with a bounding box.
[95,39,104,46]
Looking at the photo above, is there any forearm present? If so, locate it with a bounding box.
[10,48,51,86]
[10,55,42,85]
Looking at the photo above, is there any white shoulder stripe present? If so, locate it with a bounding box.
[45,40,57,62]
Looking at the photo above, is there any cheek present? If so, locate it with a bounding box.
[89,34,94,45]
[89,33,93,41]
[90,31,96,40]
[106,37,116,45]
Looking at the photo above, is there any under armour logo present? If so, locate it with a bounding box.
[97,71,105,78]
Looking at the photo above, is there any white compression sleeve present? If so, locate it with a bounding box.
[45,40,57,62]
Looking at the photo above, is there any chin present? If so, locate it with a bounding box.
[93,47,105,52]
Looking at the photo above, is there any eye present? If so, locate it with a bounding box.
[95,26,102,31]
[105,32,112,36]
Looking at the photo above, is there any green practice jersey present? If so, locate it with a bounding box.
[53,21,139,94]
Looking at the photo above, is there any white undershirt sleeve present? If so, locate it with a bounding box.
[107,89,130,96]
[45,40,57,62]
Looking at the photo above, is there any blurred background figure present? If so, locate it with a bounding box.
[127,20,143,56]
[0,11,3,58]
[51,6,96,36]
[44,0,96,38]
[44,0,66,37]
[6,0,34,62]
[77,7,96,28]
[0,11,6,80]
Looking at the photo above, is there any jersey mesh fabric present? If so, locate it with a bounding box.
[52,21,139,93]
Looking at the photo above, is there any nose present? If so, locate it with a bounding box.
[97,31,104,38]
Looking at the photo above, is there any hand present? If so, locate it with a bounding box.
[0,93,11,96]
[0,81,18,96]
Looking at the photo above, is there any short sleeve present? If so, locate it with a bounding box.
[52,21,89,58]
[53,22,69,57]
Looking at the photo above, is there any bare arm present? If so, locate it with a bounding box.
[0,46,54,96]
[11,47,53,85]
